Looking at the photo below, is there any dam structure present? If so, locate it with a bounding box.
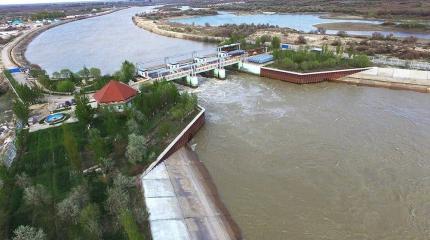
[135,43,248,87]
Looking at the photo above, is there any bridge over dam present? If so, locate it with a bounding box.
[133,43,250,87]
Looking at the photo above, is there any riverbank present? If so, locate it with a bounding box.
[132,16,224,43]
[315,22,430,36]
[192,71,430,239]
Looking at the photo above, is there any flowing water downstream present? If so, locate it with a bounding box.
[194,74,430,239]
[23,7,430,240]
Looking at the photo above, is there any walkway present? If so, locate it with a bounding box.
[337,67,430,92]
[0,29,36,86]
[141,146,241,240]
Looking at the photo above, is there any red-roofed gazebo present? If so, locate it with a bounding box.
[93,80,137,111]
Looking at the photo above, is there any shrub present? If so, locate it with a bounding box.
[56,80,75,92]
[398,21,427,29]
[295,35,307,44]
[126,134,147,164]
[402,36,418,44]
[12,226,46,240]
[271,36,281,50]
[381,21,396,26]
[336,30,348,38]
[349,54,372,68]
[331,39,342,46]
[271,47,371,72]
[119,210,144,240]
[371,32,384,40]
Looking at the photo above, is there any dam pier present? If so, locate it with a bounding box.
[134,43,247,87]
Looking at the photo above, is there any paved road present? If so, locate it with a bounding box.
[0,29,34,86]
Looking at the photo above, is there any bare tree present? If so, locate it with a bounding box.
[57,185,89,224]
[15,173,31,188]
[113,173,134,190]
[126,118,140,134]
[79,204,102,239]
[13,225,46,240]
[23,184,51,207]
[126,134,147,164]
[106,184,130,216]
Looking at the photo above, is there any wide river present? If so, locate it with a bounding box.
[26,7,430,240]
[26,7,214,74]
[194,75,430,239]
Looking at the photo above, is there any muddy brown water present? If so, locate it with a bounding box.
[193,73,430,240]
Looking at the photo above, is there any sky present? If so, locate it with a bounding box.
[0,0,100,5]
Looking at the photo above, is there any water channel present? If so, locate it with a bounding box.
[193,75,430,239]
[172,11,430,40]
[25,7,214,75]
[24,7,430,240]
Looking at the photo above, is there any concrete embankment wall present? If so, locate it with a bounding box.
[335,67,430,93]
[140,106,242,239]
[141,147,242,240]
[260,67,368,84]
[143,106,206,175]
[239,61,261,75]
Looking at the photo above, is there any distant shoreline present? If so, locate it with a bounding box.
[132,16,224,43]
[314,22,430,36]
[11,8,126,68]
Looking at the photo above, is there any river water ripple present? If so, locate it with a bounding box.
[194,74,430,240]
[24,7,430,240]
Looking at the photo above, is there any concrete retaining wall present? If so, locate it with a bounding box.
[260,67,368,84]
[338,67,430,92]
[143,106,206,176]
[239,61,261,75]
[353,67,430,84]
[331,77,430,93]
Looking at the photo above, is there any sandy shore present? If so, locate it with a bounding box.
[133,16,224,43]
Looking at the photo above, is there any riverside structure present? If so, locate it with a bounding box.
[135,44,246,87]
[18,6,430,240]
